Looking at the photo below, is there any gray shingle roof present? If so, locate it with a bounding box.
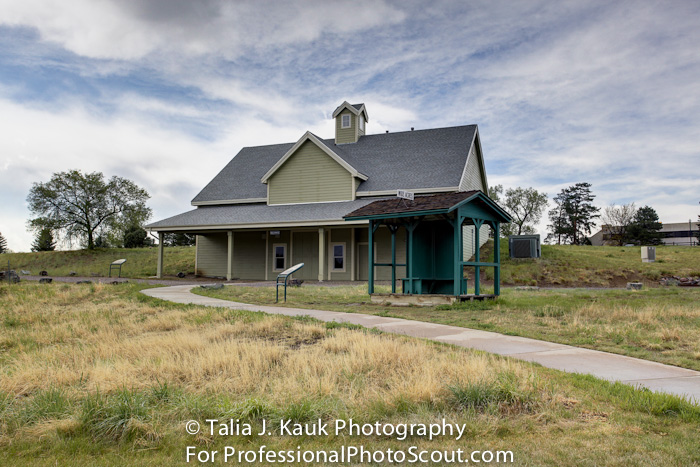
[192,125,477,204]
[147,199,380,229]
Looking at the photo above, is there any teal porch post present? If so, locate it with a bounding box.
[473,219,484,296]
[405,221,418,294]
[453,215,462,296]
[368,220,375,294]
[494,222,501,296]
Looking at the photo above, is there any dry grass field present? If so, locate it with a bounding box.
[1,282,699,465]
[196,285,700,372]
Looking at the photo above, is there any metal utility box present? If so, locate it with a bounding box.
[509,235,541,259]
[641,246,656,263]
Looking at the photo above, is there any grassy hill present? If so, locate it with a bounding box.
[0,247,195,279]
[1,241,697,285]
[498,241,699,287]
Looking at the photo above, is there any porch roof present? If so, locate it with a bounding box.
[146,199,380,231]
[343,190,512,222]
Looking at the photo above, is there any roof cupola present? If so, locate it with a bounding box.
[332,101,368,144]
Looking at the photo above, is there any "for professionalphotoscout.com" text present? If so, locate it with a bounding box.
[184,418,515,464]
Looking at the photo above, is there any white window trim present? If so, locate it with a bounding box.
[341,114,351,129]
[272,243,287,271]
[330,242,346,272]
[359,116,364,131]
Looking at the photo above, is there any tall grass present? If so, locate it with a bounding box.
[2,283,699,466]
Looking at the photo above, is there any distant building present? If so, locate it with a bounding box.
[589,221,698,246]
[589,224,616,246]
[660,221,698,246]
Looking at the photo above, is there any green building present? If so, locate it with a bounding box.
[147,101,492,283]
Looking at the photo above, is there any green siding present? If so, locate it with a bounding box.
[196,232,266,279]
[234,231,266,279]
[335,111,357,144]
[458,143,489,259]
[291,231,319,280]
[195,226,408,282]
[266,230,291,279]
[328,228,352,280]
[268,141,353,204]
[196,233,227,277]
[462,224,491,261]
[459,146,485,192]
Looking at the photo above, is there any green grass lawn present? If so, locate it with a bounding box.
[0,246,195,279]
[195,285,700,372]
[1,282,699,465]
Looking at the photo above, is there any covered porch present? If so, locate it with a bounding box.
[151,223,387,282]
[343,191,511,301]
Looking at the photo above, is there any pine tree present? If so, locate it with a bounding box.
[627,206,663,245]
[0,232,7,253]
[546,183,600,244]
[31,228,56,252]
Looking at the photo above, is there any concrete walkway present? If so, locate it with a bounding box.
[142,285,700,403]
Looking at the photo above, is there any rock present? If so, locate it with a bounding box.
[659,276,680,286]
[69,271,77,276]
[39,278,53,284]
[20,270,31,275]
[200,283,224,290]
[110,281,127,285]
[39,270,48,276]
[76,280,92,284]
[177,272,186,278]
[626,282,643,290]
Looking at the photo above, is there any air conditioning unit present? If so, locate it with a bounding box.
[509,235,541,259]
[641,246,656,263]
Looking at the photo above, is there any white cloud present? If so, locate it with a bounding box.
[1,0,699,250]
[0,97,225,251]
[0,0,406,60]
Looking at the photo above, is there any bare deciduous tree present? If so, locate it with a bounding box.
[601,203,637,246]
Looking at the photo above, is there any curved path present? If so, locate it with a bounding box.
[143,285,700,403]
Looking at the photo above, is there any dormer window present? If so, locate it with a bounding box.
[341,114,351,129]
[359,117,364,131]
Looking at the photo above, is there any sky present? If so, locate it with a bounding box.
[1,0,699,251]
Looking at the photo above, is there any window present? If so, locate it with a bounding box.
[359,116,364,131]
[341,114,351,128]
[331,242,345,271]
[273,244,286,271]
